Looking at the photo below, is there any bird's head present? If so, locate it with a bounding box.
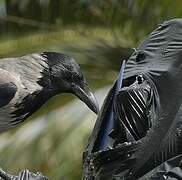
[42,52,99,114]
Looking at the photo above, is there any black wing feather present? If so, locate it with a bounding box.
[0,82,17,107]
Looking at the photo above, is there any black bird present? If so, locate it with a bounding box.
[0,52,99,179]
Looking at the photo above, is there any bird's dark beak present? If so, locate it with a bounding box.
[72,83,99,114]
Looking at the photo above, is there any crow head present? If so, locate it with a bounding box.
[41,52,99,114]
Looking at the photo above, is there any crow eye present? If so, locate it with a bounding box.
[72,73,82,81]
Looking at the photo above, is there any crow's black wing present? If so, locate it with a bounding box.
[0,82,17,107]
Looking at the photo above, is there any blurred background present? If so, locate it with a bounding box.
[0,0,181,179]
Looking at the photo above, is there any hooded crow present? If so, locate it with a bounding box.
[0,51,99,179]
[0,52,99,133]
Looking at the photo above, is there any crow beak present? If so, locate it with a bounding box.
[72,83,99,114]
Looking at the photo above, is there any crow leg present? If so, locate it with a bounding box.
[0,169,48,180]
[0,168,11,180]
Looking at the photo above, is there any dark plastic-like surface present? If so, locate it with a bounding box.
[82,19,182,180]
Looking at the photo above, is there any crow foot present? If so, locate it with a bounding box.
[0,169,48,180]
